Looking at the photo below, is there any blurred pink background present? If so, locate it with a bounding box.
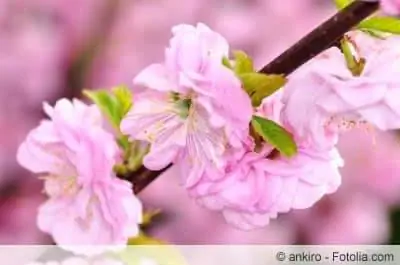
[1,0,400,245]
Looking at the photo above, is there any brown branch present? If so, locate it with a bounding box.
[125,0,379,194]
[127,164,172,194]
[259,1,379,75]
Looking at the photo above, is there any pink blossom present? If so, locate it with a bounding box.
[281,62,342,150]
[317,45,400,130]
[139,166,296,244]
[256,91,284,123]
[188,143,342,230]
[380,0,400,16]
[121,23,252,186]
[17,99,142,254]
[134,23,229,94]
[183,89,343,230]
[346,30,388,57]
[164,23,229,90]
[121,91,229,186]
[132,23,252,129]
[17,99,104,175]
[282,43,400,150]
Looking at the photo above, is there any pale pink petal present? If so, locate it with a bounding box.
[120,93,187,145]
[134,64,176,92]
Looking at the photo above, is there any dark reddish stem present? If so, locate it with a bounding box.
[259,1,379,75]
[125,0,379,194]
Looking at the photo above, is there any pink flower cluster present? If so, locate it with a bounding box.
[120,25,400,229]
[17,99,142,254]
[17,18,400,246]
[120,23,253,186]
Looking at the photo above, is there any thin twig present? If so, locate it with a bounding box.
[259,1,379,75]
[126,0,379,194]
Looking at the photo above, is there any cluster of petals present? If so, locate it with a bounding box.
[120,23,253,186]
[176,28,400,230]
[282,32,400,151]
[17,99,142,254]
[187,93,343,229]
[18,23,400,235]
[121,23,365,230]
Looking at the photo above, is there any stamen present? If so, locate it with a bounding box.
[325,115,376,145]
[63,177,78,195]
[325,116,370,132]
[41,175,80,197]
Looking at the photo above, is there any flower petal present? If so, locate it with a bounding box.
[134,64,176,92]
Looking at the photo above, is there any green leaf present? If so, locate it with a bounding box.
[251,116,297,157]
[334,0,353,9]
[233,50,254,74]
[358,16,400,35]
[360,28,390,39]
[84,89,121,128]
[238,73,286,106]
[83,86,133,130]
[113,85,133,116]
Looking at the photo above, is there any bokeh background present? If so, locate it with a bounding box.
[1,0,400,245]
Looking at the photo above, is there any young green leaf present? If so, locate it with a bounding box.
[233,50,254,74]
[113,85,133,116]
[238,73,286,106]
[83,89,121,128]
[360,29,390,39]
[358,16,400,35]
[251,115,297,157]
[84,86,133,131]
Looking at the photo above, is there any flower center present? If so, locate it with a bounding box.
[170,92,192,119]
[176,98,192,118]
[325,115,373,134]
